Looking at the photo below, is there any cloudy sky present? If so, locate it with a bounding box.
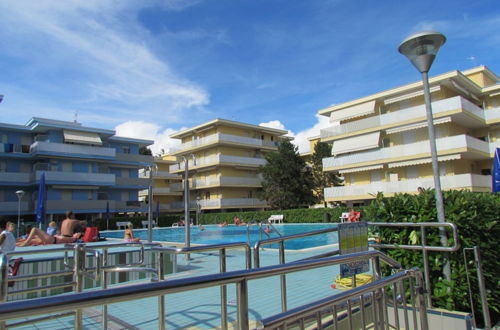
[0,0,499,154]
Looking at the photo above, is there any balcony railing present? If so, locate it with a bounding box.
[320,96,484,139]
[115,177,150,187]
[324,174,491,200]
[43,200,147,213]
[35,170,115,186]
[179,133,279,151]
[0,172,31,184]
[115,152,153,165]
[0,143,31,155]
[0,201,30,213]
[30,141,115,159]
[169,155,266,172]
[323,134,490,170]
[192,177,262,188]
[151,187,182,195]
[484,107,500,123]
[169,198,267,210]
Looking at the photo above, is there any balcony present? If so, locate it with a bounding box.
[115,177,150,188]
[320,96,485,139]
[0,172,31,185]
[178,133,278,152]
[154,171,182,180]
[44,200,147,213]
[115,152,153,165]
[35,170,115,186]
[169,155,266,172]
[151,187,182,195]
[325,174,491,201]
[192,177,262,188]
[0,201,30,214]
[169,198,267,210]
[323,134,491,171]
[0,143,31,158]
[30,141,115,160]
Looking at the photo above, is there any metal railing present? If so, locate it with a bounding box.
[368,221,459,307]
[0,250,411,330]
[261,267,428,330]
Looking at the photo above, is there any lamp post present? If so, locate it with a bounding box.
[196,195,201,226]
[182,154,196,258]
[15,190,25,237]
[399,30,451,286]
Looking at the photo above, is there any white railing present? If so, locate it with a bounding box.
[324,174,492,199]
[323,134,490,169]
[179,133,279,150]
[30,141,115,158]
[35,170,115,186]
[0,172,31,184]
[320,96,484,139]
[169,155,266,172]
[154,171,181,179]
[192,176,262,188]
[152,187,181,194]
[484,106,500,123]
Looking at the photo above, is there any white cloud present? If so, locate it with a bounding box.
[260,115,332,154]
[115,121,183,156]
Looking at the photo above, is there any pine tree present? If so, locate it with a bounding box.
[259,140,315,209]
[311,142,343,207]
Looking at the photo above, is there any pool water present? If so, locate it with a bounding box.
[102,223,338,250]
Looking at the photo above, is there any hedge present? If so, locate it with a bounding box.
[364,189,500,327]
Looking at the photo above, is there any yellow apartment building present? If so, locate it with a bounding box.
[167,118,289,212]
[139,156,184,213]
[318,65,500,206]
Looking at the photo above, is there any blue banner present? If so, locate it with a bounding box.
[36,172,46,224]
[493,148,500,193]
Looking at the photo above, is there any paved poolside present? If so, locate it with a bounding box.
[9,242,348,329]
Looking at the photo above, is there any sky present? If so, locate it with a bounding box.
[0,0,499,154]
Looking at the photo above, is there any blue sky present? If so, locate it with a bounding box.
[0,0,499,153]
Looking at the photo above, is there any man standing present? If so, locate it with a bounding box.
[60,211,87,237]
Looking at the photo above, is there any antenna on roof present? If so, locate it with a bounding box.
[74,111,78,123]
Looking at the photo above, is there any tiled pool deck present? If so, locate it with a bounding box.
[10,242,347,329]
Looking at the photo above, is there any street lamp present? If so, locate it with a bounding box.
[399,31,446,223]
[399,31,451,293]
[146,164,157,243]
[182,154,196,257]
[15,190,25,236]
[196,195,201,226]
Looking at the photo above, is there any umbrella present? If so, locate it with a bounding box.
[36,172,46,226]
[493,148,500,193]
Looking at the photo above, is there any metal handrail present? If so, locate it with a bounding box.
[0,250,404,330]
[261,267,428,330]
[367,221,460,307]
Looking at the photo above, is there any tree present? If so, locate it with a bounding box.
[311,142,343,207]
[259,140,315,209]
[139,146,152,155]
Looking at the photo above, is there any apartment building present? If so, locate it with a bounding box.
[0,117,154,219]
[168,118,288,212]
[318,66,500,206]
[139,155,183,213]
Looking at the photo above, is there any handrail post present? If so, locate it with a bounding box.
[420,225,432,307]
[0,253,8,303]
[279,241,287,312]
[414,271,429,330]
[74,244,85,330]
[220,248,228,329]
[236,279,249,330]
[473,246,492,330]
[102,248,108,330]
[157,249,166,330]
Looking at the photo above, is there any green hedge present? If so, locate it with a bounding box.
[94,215,183,230]
[364,190,500,326]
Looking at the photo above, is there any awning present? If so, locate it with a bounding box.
[64,130,102,145]
[386,117,451,135]
[339,164,384,174]
[388,154,461,168]
[330,100,376,122]
[384,86,441,105]
[332,131,381,156]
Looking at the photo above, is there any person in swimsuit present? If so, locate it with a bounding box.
[60,211,87,237]
[17,227,81,246]
[0,220,16,256]
[124,223,140,242]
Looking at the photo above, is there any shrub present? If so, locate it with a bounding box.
[364,190,500,326]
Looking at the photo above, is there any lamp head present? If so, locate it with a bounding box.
[399,31,446,73]
[15,190,25,198]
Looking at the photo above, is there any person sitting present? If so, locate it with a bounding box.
[233,216,245,226]
[60,211,87,237]
[217,221,228,227]
[46,221,58,236]
[347,208,360,222]
[0,220,16,256]
[124,223,140,242]
[17,227,81,246]
[264,224,272,234]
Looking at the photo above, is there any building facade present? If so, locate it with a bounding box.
[318,66,500,205]
[168,118,288,212]
[0,117,154,220]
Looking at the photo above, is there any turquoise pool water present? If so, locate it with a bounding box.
[101,223,338,250]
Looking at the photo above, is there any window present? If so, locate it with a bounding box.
[382,137,391,148]
[122,146,130,154]
[205,191,210,199]
[481,169,492,175]
[261,135,264,140]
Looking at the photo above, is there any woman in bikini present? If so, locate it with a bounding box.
[124,223,140,242]
[17,227,81,246]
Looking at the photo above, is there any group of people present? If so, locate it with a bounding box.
[0,211,88,253]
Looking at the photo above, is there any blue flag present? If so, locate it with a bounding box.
[36,172,46,225]
[493,148,500,193]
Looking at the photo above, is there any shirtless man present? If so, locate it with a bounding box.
[60,211,87,237]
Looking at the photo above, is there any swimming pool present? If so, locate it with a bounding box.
[101,223,338,250]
